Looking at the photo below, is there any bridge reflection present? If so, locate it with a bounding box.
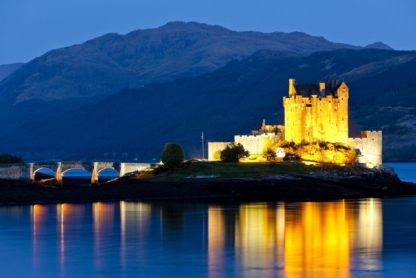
[27,199,382,276]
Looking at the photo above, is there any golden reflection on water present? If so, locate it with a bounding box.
[284,201,352,277]
[28,198,383,276]
[207,199,383,277]
[208,206,225,276]
[235,203,285,274]
[355,199,383,271]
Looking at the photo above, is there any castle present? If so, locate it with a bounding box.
[208,79,382,167]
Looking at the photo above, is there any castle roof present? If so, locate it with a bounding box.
[294,80,342,97]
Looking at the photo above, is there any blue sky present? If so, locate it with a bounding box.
[1,0,415,64]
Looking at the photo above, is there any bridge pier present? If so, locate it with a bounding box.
[56,162,63,184]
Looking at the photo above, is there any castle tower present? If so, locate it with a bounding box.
[283,79,349,144]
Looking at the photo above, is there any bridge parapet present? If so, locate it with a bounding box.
[0,163,31,180]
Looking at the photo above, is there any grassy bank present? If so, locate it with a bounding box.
[136,161,370,182]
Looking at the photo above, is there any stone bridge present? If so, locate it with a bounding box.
[0,162,151,184]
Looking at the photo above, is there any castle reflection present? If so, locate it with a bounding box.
[27,198,383,276]
[208,199,382,277]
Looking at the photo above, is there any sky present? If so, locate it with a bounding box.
[1,0,415,65]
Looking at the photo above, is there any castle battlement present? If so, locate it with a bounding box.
[348,130,382,167]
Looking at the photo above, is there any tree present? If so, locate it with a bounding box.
[161,143,185,170]
[0,153,24,164]
[220,143,249,163]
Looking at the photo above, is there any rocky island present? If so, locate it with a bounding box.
[0,161,414,206]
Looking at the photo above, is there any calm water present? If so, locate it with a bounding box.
[1,163,415,277]
[0,198,416,277]
[384,163,416,183]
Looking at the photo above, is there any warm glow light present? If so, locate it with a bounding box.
[208,206,225,277]
[284,201,353,277]
[235,203,283,275]
[355,198,383,270]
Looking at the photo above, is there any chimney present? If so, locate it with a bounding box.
[289,78,296,97]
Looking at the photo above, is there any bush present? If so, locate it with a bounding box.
[266,148,277,161]
[213,151,221,160]
[276,141,357,164]
[0,153,24,164]
[220,143,249,163]
[160,143,185,170]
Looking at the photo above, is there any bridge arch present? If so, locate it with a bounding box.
[32,168,55,181]
[96,168,120,183]
[61,168,92,186]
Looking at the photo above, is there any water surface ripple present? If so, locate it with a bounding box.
[1,197,416,277]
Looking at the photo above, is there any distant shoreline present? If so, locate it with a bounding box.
[0,175,415,206]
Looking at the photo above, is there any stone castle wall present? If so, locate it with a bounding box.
[284,83,349,144]
[208,142,231,161]
[234,133,280,155]
[348,131,382,167]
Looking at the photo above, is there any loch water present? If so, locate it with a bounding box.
[0,163,415,277]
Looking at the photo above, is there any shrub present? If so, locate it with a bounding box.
[213,151,221,160]
[220,143,249,163]
[266,148,277,161]
[160,143,185,170]
[0,153,24,164]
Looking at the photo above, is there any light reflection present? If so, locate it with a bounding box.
[355,198,383,270]
[208,206,225,277]
[207,199,382,277]
[25,198,383,277]
[120,201,152,270]
[93,202,116,271]
[235,203,284,276]
[284,201,352,278]
[56,204,86,271]
[31,204,51,269]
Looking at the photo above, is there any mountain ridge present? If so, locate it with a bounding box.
[0,21,362,105]
[1,48,415,161]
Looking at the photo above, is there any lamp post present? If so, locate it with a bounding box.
[201,132,204,160]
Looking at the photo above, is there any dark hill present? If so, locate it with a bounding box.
[0,22,360,104]
[0,22,364,136]
[365,42,394,50]
[0,63,23,82]
[1,48,416,161]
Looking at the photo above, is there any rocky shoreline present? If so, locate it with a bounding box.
[0,169,415,206]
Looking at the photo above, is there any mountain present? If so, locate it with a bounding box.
[1,48,416,161]
[0,22,361,104]
[365,42,394,50]
[0,63,23,82]
[0,22,365,136]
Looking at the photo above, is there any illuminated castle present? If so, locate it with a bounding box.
[208,79,382,167]
[284,79,349,144]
